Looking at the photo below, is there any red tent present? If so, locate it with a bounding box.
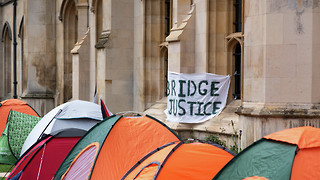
[6,136,80,180]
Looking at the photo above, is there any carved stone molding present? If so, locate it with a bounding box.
[95,30,110,49]
[166,4,195,42]
[225,32,244,49]
[71,28,90,54]
[237,106,320,118]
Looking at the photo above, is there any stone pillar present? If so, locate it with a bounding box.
[72,53,80,100]
[240,0,320,148]
[94,0,134,113]
[133,0,145,111]
[88,4,96,102]
[21,0,55,116]
[166,4,195,73]
[173,0,191,27]
[74,1,91,101]
[194,0,208,73]
[77,0,89,37]
[71,30,90,101]
[95,30,110,105]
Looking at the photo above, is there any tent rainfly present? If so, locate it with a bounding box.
[7,100,103,180]
[0,99,39,135]
[0,110,41,165]
[54,115,234,180]
[20,100,103,156]
[0,99,40,164]
[6,136,80,180]
[213,126,320,180]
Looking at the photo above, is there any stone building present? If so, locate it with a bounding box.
[1,0,320,149]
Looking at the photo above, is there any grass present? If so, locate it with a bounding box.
[0,164,14,173]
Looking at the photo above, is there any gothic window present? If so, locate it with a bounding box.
[230,0,242,100]
[165,0,171,37]
[233,43,241,99]
[162,0,171,97]
[1,23,12,99]
[63,0,78,101]
[233,0,242,32]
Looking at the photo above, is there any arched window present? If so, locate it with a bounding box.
[226,0,243,101]
[1,23,12,99]
[162,0,171,97]
[233,0,242,32]
[144,0,172,107]
[165,0,171,37]
[233,43,241,99]
[63,0,78,102]
[233,0,242,99]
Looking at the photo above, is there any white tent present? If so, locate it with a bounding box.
[20,100,103,156]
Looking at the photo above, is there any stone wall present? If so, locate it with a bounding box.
[240,0,320,147]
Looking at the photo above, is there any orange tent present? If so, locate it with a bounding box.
[55,115,234,179]
[213,126,320,180]
[123,142,234,180]
[0,99,39,134]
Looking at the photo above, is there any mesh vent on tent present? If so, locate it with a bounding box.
[62,142,99,180]
[7,110,41,158]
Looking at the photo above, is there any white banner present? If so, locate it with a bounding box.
[165,72,230,123]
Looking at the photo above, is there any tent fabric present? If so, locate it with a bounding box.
[7,136,52,179]
[156,143,234,180]
[0,126,17,164]
[213,139,296,180]
[122,142,181,180]
[264,126,320,149]
[0,110,41,164]
[62,143,99,180]
[133,162,161,180]
[7,110,41,158]
[7,137,80,180]
[213,126,320,180]
[264,126,320,179]
[100,98,112,119]
[243,176,269,180]
[55,115,181,180]
[55,115,121,179]
[123,142,234,180]
[89,116,181,180]
[290,147,320,179]
[56,115,234,180]
[0,99,39,135]
[20,100,103,156]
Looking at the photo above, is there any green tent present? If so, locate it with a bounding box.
[213,126,320,180]
[0,110,41,164]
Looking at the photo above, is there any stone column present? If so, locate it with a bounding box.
[21,0,55,115]
[88,3,96,102]
[194,0,209,73]
[95,30,110,105]
[133,0,145,111]
[172,0,192,27]
[71,29,90,101]
[166,4,195,73]
[75,0,91,101]
[77,0,89,38]
[240,0,320,148]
